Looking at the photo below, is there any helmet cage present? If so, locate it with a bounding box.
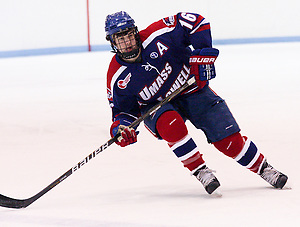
[107,26,141,59]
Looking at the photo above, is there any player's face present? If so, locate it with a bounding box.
[113,28,139,55]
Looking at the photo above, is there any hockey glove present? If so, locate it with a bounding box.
[189,48,219,84]
[110,120,137,147]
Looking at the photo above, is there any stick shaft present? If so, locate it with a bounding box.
[0,77,195,209]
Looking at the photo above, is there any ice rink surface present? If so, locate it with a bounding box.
[0,42,299,226]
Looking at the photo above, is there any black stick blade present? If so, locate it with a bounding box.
[0,194,31,209]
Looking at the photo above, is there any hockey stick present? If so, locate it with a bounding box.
[0,77,196,209]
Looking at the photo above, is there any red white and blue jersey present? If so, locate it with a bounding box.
[107,12,212,122]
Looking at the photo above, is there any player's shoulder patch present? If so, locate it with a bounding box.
[117,73,132,89]
[162,15,176,26]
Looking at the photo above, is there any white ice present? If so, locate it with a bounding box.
[0,42,299,227]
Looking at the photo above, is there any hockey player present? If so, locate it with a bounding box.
[105,11,288,194]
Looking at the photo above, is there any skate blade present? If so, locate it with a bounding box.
[281,183,292,190]
[210,189,222,198]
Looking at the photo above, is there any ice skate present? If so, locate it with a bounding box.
[193,165,220,194]
[259,160,288,189]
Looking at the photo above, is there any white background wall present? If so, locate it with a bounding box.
[0,0,299,52]
[0,0,87,51]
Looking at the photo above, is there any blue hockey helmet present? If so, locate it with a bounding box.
[105,11,141,60]
[105,11,136,41]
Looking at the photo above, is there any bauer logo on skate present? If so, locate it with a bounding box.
[189,56,216,64]
[117,73,132,89]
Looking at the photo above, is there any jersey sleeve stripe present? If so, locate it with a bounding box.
[142,26,176,49]
[190,18,210,34]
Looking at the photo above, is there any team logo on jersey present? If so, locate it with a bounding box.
[163,16,175,26]
[117,73,132,89]
[141,62,160,73]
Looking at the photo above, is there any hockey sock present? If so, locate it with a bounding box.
[213,133,265,173]
[169,135,205,172]
[156,111,205,172]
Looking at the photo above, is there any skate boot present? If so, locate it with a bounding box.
[259,160,288,189]
[193,165,220,194]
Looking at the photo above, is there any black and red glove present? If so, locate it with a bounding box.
[110,121,137,147]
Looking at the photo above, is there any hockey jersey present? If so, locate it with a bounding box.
[106,12,212,123]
